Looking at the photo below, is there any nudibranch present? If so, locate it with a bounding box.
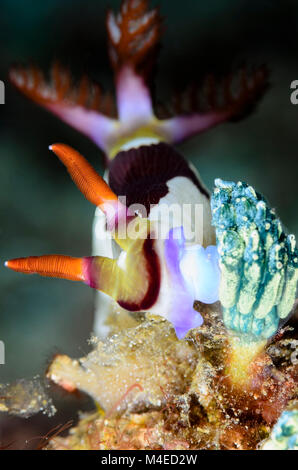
[6,0,269,339]
[211,179,298,386]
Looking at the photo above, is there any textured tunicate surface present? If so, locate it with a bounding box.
[211,179,298,340]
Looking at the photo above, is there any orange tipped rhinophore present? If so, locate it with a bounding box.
[49,143,132,235]
[5,255,84,282]
[50,144,118,209]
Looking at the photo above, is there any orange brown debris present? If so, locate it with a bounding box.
[106,0,163,74]
[9,63,116,117]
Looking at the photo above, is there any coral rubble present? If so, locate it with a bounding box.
[44,302,297,450]
[0,378,56,418]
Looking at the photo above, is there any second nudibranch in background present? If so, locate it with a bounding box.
[7,0,269,338]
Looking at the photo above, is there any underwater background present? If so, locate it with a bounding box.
[0,0,298,447]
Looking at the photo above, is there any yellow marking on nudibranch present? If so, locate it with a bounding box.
[107,120,169,159]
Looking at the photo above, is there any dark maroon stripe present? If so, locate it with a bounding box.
[108,143,209,215]
[118,238,161,311]
[83,239,160,311]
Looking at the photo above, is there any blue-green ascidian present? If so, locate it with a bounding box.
[261,408,298,450]
[211,179,298,342]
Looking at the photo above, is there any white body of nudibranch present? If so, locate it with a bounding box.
[92,134,219,338]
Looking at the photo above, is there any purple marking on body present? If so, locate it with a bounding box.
[164,227,204,339]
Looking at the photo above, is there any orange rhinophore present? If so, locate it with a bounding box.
[5,255,84,282]
[49,144,118,209]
